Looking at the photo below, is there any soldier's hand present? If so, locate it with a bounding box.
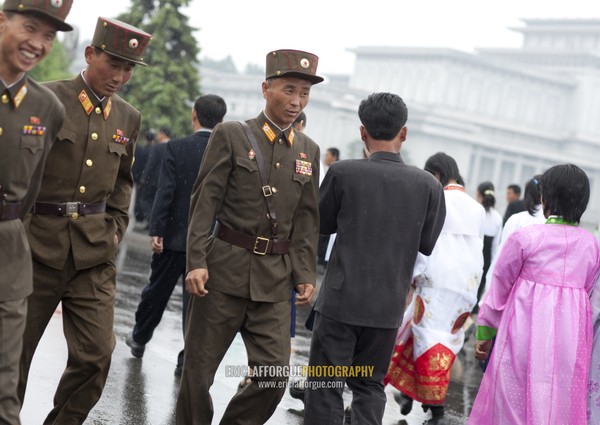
[150,236,163,254]
[295,283,315,305]
[186,268,209,297]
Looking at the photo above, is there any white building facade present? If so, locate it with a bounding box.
[200,19,600,227]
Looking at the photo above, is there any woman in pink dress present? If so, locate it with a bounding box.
[469,164,600,425]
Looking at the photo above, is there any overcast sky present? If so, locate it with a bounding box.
[68,0,598,74]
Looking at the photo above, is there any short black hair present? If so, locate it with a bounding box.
[327,148,340,161]
[507,184,521,196]
[424,152,464,187]
[477,181,496,212]
[358,92,407,141]
[294,111,306,127]
[540,164,589,223]
[194,94,227,129]
[523,175,542,216]
[144,130,155,142]
[159,127,172,138]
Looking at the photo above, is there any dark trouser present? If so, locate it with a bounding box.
[132,249,187,346]
[19,254,115,425]
[133,184,146,222]
[0,297,27,425]
[304,312,397,425]
[176,289,291,425]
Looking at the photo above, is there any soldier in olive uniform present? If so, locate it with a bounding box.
[177,50,323,424]
[17,17,152,425]
[0,1,73,424]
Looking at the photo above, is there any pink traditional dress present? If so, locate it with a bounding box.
[385,185,485,404]
[469,217,600,425]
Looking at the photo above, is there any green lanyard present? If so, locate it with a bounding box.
[545,216,578,226]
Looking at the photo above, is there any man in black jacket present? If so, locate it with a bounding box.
[126,94,227,375]
[304,93,446,425]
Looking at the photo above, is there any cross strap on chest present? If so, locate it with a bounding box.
[238,121,280,240]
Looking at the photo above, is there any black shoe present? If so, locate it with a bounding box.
[344,405,352,424]
[237,376,252,391]
[423,405,445,424]
[289,381,305,403]
[394,392,413,415]
[174,364,182,378]
[125,332,145,358]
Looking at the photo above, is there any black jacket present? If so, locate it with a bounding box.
[149,130,211,252]
[315,151,446,328]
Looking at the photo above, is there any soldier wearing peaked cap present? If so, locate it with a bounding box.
[16,17,151,425]
[176,49,323,424]
[0,1,73,424]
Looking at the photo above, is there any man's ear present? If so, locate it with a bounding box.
[399,126,408,142]
[360,125,368,142]
[84,45,95,65]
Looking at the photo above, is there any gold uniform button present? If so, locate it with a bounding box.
[271,187,278,193]
[95,107,102,115]
[71,213,79,220]
[86,159,93,167]
[1,94,8,104]
[0,127,3,137]
[278,138,283,144]
[275,163,281,169]
[91,133,98,141]
[79,186,86,194]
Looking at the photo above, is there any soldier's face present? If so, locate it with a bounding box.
[0,12,56,82]
[262,77,311,128]
[84,47,135,97]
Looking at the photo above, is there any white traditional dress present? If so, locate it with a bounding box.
[385,184,485,404]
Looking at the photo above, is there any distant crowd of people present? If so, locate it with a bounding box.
[3,3,600,425]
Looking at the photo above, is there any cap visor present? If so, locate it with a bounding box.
[100,50,148,67]
[270,71,324,84]
[26,10,73,31]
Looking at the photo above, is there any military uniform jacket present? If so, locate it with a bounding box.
[25,74,141,271]
[149,130,211,252]
[0,76,65,301]
[186,112,320,303]
[315,152,446,328]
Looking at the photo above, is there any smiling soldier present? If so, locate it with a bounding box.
[16,16,152,425]
[0,1,73,424]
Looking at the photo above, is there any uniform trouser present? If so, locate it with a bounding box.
[304,312,398,425]
[132,249,186,345]
[18,254,116,425]
[176,289,291,425]
[0,297,27,425]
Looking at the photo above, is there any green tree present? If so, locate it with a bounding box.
[117,0,200,137]
[29,40,72,82]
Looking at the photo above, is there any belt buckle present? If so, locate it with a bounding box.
[262,185,273,197]
[253,237,270,255]
[65,202,79,216]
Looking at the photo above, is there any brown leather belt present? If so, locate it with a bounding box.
[215,222,289,255]
[33,201,106,216]
[0,201,22,221]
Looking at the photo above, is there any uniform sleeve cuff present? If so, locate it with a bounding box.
[476,325,497,340]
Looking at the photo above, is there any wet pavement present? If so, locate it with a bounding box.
[20,227,482,424]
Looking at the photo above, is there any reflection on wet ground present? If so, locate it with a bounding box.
[20,230,481,424]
